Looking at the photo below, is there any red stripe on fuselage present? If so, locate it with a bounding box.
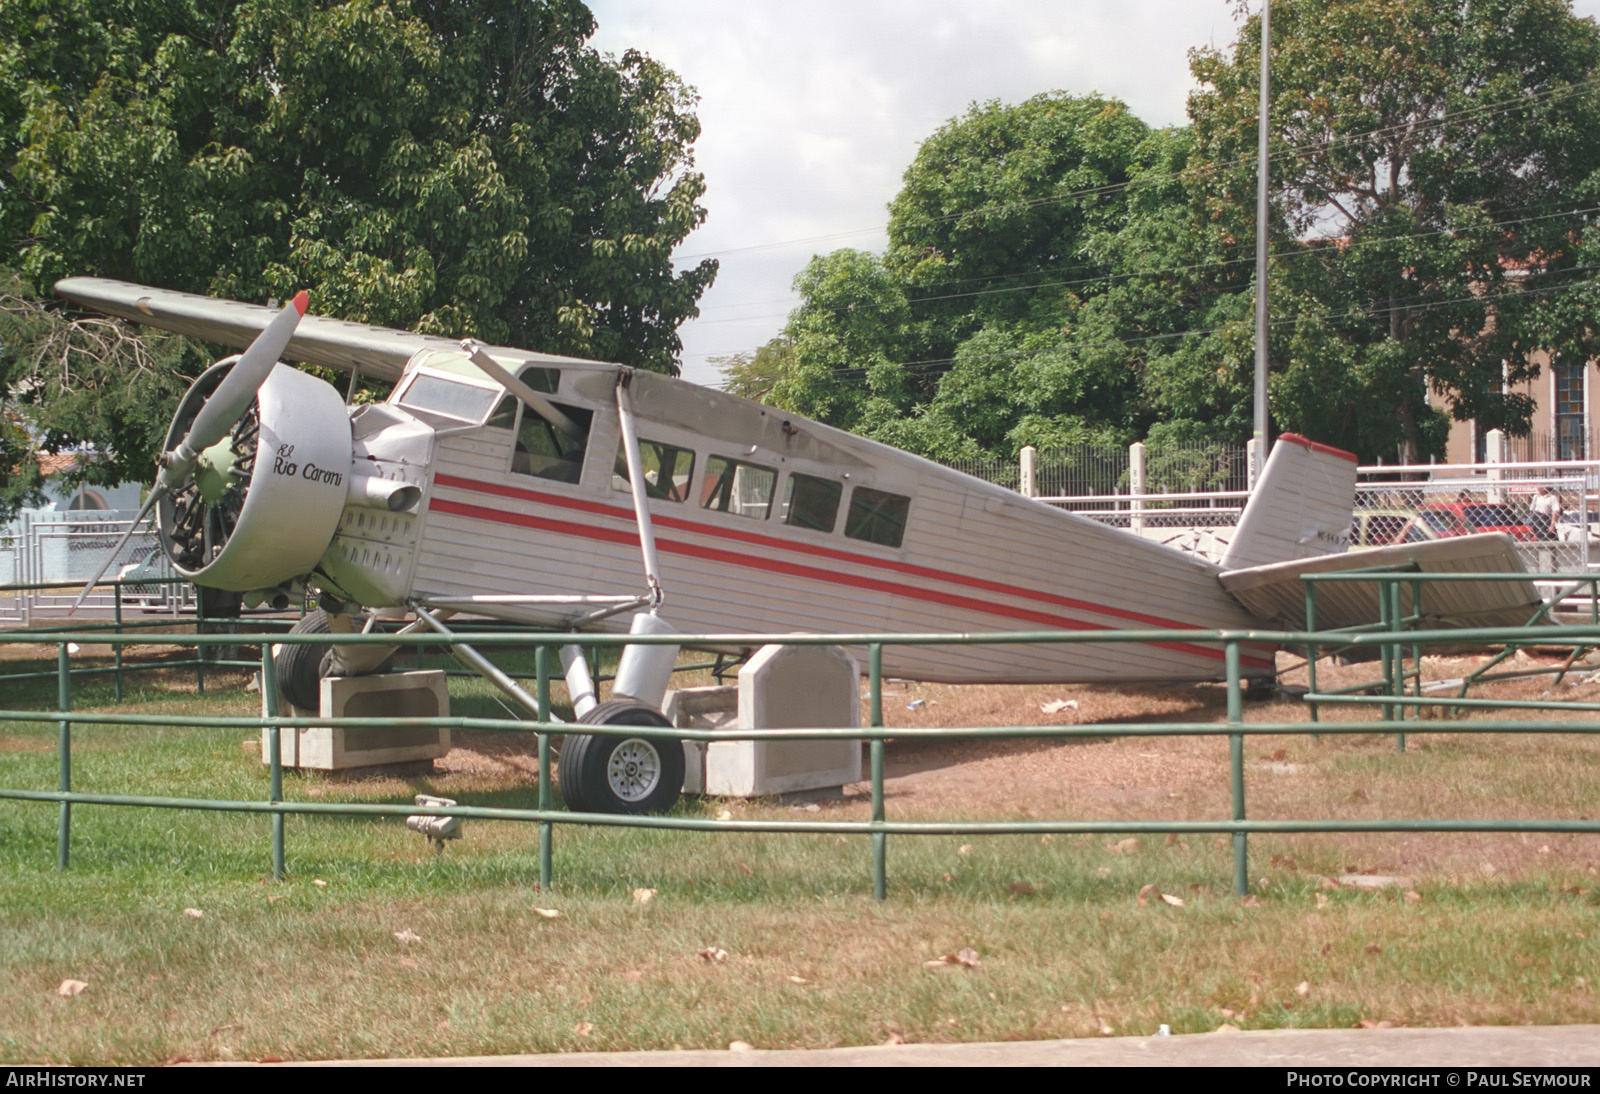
[427,484,1274,670]
[434,473,1263,638]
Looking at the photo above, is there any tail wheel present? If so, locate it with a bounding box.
[558,699,683,815]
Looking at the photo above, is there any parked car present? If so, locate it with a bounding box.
[114,546,172,607]
[1349,509,1450,548]
[1417,502,1536,541]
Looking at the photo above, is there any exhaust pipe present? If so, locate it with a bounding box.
[346,474,422,512]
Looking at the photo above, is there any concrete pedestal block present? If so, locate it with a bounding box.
[262,670,450,771]
[703,644,861,797]
[662,685,739,794]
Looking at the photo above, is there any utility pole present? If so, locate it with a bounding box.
[1251,0,1272,486]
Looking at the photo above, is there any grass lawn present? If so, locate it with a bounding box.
[1,644,1597,1063]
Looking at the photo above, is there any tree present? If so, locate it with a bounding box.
[713,335,794,402]
[887,93,1153,357]
[0,0,715,506]
[0,271,187,521]
[1189,0,1600,461]
[779,93,1156,458]
[774,249,913,435]
[1,0,715,373]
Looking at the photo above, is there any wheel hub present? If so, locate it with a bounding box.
[607,739,661,802]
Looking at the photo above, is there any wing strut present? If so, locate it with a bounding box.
[459,339,584,439]
[613,369,664,609]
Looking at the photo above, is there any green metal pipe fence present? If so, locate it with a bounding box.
[2,618,1599,899]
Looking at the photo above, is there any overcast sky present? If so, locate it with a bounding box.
[588,1,1600,387]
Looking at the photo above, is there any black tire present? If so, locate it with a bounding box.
[558,699,683,815]
[275,610,334,711]
[555,732,593,813]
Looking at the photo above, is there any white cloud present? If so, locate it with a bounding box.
[586,0,1600,384]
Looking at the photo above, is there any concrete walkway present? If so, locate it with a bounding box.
[204,1025,1600,1067]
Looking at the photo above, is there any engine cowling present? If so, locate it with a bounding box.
[158,359,352,592]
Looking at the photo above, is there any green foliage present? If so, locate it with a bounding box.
[0,271,187,520]
[0,0,714,490]
[758,2,1600,465]
[774,94,1158,459]
[771,249,913,434]
[1189,0,1600,460]
[713,335,794,403]
[0,0,714,373]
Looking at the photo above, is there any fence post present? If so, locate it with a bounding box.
[1486,428,1506,504]
[1226,640,1247,896]
[1019,446,1037,499]
[113,584,125,702]
[1389,580,1407,753]
[261,644,285,881]
[869,643,886,901]
[537,643,553,890]
[56,642,71,871]
[1246,437,1265,491]
[1129,441,1147,536]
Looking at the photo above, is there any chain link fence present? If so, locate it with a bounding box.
[939,442,1600,573]
[1353,475,1593,572]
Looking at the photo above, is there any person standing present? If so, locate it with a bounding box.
[1530,486,1563,540]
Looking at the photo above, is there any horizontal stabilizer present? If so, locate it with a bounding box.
[1220,434,1358,571]
[1220,533,1543,634]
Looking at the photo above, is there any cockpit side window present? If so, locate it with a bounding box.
[490,366,561,430]
[487,394,517,429]
[511,401,593,484]
[518,366,560,395]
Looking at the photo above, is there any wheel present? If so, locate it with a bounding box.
[274,610,334,710]
[558,699,684,815]
[555,732,593,813]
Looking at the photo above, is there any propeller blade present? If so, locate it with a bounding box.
[69,487,164,614]
[159,291,308,491]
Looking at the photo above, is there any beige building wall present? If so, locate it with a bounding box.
[1437,349,1590,464]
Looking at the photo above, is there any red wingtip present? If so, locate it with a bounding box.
[291,290,309,316]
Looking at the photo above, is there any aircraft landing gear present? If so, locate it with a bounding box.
[558,699,685,815]
[275,610,335,710]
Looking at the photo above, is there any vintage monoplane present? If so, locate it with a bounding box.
[57,277,1542,813]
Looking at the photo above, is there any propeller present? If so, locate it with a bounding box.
[71,292,309,611]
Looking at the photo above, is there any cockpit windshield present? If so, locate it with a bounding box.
[397,373,501,422]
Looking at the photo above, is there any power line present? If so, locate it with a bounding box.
[687,199,1600,340]
[792,270,1600,386]
[675,73,1600,265]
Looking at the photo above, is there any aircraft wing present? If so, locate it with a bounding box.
[1219,533,1546,634]
[55,277,606,384]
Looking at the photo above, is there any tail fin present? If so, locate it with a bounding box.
[1220,433,1357,572]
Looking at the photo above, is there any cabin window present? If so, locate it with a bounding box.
[701,455,775,519]
[781,473,842,533]
[844,486,910,548]
[398,373,500,422]
[490,367,562,429]
[613,439,696,503]
[511,401,593,484]
[517,366,560,395]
